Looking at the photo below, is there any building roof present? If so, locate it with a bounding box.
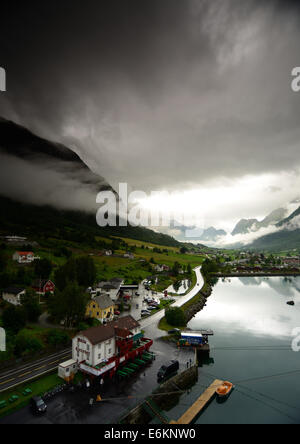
[3,286,25,295]
[32,279,54,289]
[93,294,114,310]
[16,251,34,256]
[114,327,133,338]
[111,315,140,332]
[59,359,77,368]
[78,316,140,345]
[97,281,119,290]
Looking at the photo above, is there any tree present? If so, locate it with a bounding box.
[34,258,53,280]
[22,290,42,323]
[47,329,70,348]
[47,282,88,328]
[2,305,27,334]
[75,256,96,287]
[54,256,96,291]
[0,250,7,270]
[165,307,186,327]
[180,247,188,254]
[172,262,181,277]
[15,330,44,357]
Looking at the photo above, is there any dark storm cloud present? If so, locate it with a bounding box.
[0,0,300,197]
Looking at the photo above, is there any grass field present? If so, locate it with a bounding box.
[112,236,180,252]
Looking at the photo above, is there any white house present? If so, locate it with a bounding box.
[96,278,123,301]
[2,287,26,305]
[124,252,134,259]
[12,251,35,264]
[72,316,141,369]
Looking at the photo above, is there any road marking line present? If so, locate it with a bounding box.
[0,378,15,385]
[34,365,46,371]
[0,349,72,380]
[18,371,32,378]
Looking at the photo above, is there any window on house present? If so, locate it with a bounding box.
[98,354,101,359]
[108,349,112,354]
[87,344,90,351]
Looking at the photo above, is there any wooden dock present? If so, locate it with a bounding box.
[170,379,223,424]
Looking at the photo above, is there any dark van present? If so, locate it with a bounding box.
[30,396,47,414]
[157,360,179,381]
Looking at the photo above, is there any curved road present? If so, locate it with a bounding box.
[141,265,204,330]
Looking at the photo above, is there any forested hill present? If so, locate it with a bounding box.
[0,195,180,248]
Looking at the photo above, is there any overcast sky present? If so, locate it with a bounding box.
[0,0,300,233]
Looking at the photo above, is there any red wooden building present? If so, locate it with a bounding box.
[32,279,55,295]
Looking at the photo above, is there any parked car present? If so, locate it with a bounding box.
[114,310,121,316]
[141,309,151,317]
[148,302,159,307]
[144,297,153,303]
[147,306,157,311]
[135,292,140,296]
[168,328,181,335]
[30,396,47,414]
[157,360,179,381]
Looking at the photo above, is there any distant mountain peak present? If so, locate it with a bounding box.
[231,218,259,236]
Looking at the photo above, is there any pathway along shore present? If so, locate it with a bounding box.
[141,266,213,330]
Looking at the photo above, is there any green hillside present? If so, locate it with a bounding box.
[0,195,180,249]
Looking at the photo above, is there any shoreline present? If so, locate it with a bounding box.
[158,267,213,330]
[211,272,300,278]
[182,276,213,324]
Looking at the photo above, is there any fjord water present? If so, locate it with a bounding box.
[168,277,300,424]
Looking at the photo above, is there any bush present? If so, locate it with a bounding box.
[165,307,186,327]
[2,305,27,334]
[47,329,70,347]
[15,330,44,357]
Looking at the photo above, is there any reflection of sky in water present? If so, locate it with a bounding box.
[189,277,300,339]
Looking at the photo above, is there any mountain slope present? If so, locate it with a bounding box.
[247,205,300,251]
[198,227,227,242]
[0,117,112,211]
[0,118,180,248]
[259,208,287,228]
[232,208,288,237]
[277,206,300,227]
[232,219,259,236]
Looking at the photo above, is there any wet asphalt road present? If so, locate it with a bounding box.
[0,267,202,424]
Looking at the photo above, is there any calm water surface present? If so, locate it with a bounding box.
[166,276,300,424]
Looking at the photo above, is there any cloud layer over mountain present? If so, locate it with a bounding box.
[0,1,300,225]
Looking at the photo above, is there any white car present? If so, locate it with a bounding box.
[141,310,151,316]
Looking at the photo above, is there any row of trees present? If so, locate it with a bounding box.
[2,291,42,333]
[54,256,96,291]
[47,282,88,328]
